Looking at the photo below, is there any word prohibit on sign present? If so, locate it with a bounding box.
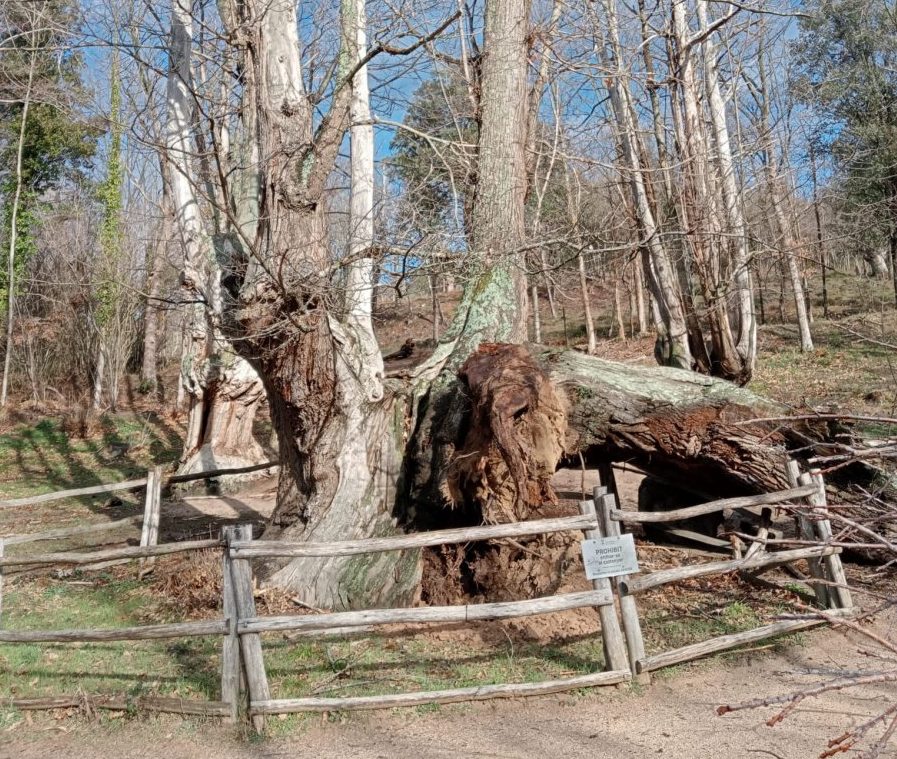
[581,534,639,580]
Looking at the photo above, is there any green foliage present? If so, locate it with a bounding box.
[793,0,897,234]
[95,51,124,329]
[0,0,98,315]
[389,76,478,229]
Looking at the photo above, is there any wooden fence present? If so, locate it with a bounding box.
[0,511,631,730]
[598,460,854,678]
[0,458,854,729]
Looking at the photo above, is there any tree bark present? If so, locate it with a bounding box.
[166,0,265,473]
[696,0,757,374]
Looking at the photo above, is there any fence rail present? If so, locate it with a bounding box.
[0,458,854,731]
[596,461,854,681]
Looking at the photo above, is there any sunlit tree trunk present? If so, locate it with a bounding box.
[597,0,692,370]
[166,0,265,473]
[1,44,36,409]
[756,45,813,352]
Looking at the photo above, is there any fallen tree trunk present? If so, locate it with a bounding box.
[408,344,894,601]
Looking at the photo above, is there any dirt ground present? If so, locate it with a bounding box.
[2,607,895,759]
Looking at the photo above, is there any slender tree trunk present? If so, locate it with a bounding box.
[756,48,813,351]
[531,282,542,343]
[598,0,692,370]
[809,144,828,318]
[91,348,106,412]
[141,166,171,392]
[578,252,597,352]
[0,46,36,410]
[696,0,756,375]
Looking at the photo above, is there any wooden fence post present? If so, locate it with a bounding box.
[0,537,4,626]
[578,497,629,674]
[807,471,853,610]
[229,524,270,732]
[221,527,243,723]
[138,466,162,579]
[785,460,829,607]
[596,490,648,683]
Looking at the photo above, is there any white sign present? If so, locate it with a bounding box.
[581,534,640,580]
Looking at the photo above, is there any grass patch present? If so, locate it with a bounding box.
[0,575,219,705]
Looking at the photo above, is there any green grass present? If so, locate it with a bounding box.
[0,414,183,501]
[0,575,220,712]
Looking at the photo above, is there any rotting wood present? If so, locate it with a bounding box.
[238,590,613,635]
[220,526,242,723]
[6,695,232,716]
[231,515,598,559]
[228,524,269,732]
[636,612,853,673]
[0,538,221,568]
[4,516,142,546]
[0,619,227,643]
[610,486,817,524]
[250,670,632,714]
[596,490,648,684]
[623,545,840,594]
[0,478,148,509]
[578,497,629,673]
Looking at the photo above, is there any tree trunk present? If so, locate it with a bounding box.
[0,44,36,410]
[597,0,692,371]
[696,0,756,375]
[166,0,265,473]
[578,252,597,352]
[531,282,542,343]
[757,45,813,352]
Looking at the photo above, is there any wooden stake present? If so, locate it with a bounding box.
[596,490,649,684]
[578,498,629,674]
[220,527,242,723]
[227,524,270,733]
[809,471,853,610]
[138,466,162,578]
[786,461,829,608]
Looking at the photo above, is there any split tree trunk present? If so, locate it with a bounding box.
[166,0,265,475]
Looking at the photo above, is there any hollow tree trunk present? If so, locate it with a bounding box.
[166,0,265,474]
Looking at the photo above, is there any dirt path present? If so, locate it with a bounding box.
[4,610,895,759]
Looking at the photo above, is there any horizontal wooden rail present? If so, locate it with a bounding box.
[167,461,278,485]
[0,619,228,643]
[0,538,221,568]
[251,669,631,714]
[636,610,854,673]
[610,486,817,524]
[0,461,280,511]
[239,590,613,635]
[0,479,148,510]
[5,516,142,546]
[7,695,232,717]
[231,515,598,559]
[622,546,840,594]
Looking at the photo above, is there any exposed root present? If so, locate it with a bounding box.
[445,343,568,522]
